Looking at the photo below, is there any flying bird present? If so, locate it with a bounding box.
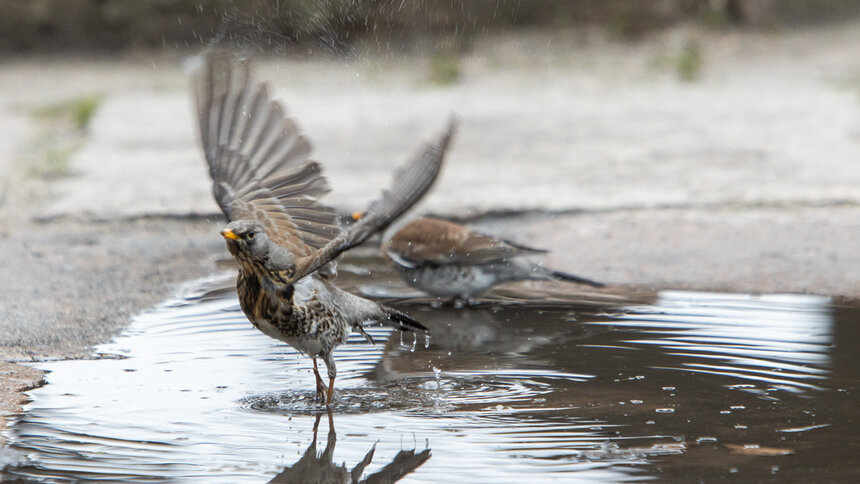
[194,52,455,405]
[379,216,604,303]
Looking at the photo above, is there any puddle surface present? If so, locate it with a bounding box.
[3,268,859,482]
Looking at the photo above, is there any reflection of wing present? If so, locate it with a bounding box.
[385,217,546,266]
[360,448,432,484]
[290,120,457,282]
[194,51,340,257]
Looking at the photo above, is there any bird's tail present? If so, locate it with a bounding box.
[386,308,429,333]
[548,269,606,288]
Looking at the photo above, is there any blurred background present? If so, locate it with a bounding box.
[3,1,860,53]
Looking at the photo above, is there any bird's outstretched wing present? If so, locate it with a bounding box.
[290,119,457,282]
[384,216,547,267]
[194,51,340,257]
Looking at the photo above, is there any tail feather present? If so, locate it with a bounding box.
[387,309,428,333]
[549,269,605,288]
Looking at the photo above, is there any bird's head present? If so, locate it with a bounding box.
[220,220,297,279]
[220,220,270,260]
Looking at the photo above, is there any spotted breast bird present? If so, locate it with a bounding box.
[379,216,604,303]
[194,52,455,405]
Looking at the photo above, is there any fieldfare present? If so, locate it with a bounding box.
[194,52,455,405]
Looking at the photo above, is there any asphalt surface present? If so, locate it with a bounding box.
[1,23,859,429]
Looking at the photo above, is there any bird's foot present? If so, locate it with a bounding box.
[315,380,328,403]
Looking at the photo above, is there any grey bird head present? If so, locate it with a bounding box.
[220,220,269,259]
[220,220,297,277]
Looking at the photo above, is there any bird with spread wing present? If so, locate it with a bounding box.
[194,52,455,405]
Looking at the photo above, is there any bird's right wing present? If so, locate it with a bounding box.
[194,51,340,257]
[290,119,457,282]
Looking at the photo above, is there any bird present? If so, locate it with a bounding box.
[377,216,604,303]
[193,51,456,405]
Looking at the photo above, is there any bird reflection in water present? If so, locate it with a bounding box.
[268,410,431,483]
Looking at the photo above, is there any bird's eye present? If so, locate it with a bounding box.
[247,232,255,240]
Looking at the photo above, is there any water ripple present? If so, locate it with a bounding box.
[2,279,852,482]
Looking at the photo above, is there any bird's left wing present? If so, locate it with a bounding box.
[194,51,340,256]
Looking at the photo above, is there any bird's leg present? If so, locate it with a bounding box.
[321,408,337,463]
[312,357,327,402]
[327,376,336,406]
[311,412,323,440]
[323,352,337,406]
[325,407,334,433]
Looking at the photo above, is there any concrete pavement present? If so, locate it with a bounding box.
[29,25,860,222]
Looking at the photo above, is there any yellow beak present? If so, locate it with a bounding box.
[220,228,240,241]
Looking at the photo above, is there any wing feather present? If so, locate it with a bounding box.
[194,51,339,256]
[291,118,457,281]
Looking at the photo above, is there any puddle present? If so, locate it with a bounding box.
[2,268,859,482]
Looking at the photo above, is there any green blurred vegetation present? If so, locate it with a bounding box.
[26,94,102,179]
[33,94,103,130]
[427,35,467,86]
[677,40,703,82]
[26,143,81,179]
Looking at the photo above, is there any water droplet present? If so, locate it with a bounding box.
[424,332,430,349]
[734,424,748,429]
[630,399,643,404]
[655,408,674,414]
[696,436,718,443]
[662,386,676,391]
[730,405,746,410]
[410,334,417,353]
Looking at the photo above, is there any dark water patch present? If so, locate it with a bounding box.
[2,273,859,482]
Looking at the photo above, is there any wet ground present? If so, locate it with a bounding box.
[2,257,858,482]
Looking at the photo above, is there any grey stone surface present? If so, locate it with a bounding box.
[32,23,860,221]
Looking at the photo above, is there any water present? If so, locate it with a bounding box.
[2,269,859,482]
